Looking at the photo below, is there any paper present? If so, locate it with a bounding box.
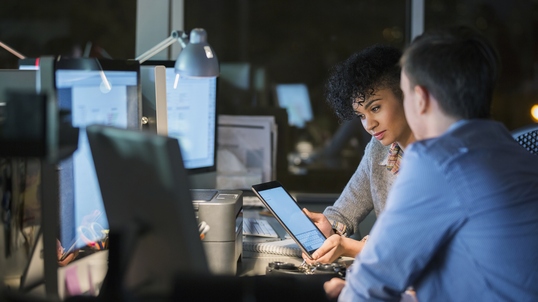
[217,115,277,189]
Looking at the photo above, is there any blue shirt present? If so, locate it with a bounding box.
[340,120,538,302]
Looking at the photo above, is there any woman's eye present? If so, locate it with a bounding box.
[372,106,380,112]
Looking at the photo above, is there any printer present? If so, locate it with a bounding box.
[191,189,243,275]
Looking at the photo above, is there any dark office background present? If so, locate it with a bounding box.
[1,0,537,192]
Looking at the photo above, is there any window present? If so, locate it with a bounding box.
[186,0,407,192]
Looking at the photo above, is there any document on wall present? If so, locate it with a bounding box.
[217,115,277,189]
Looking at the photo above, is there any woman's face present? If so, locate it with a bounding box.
[352,87,412,147]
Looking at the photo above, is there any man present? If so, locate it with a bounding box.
[327,26,538,301]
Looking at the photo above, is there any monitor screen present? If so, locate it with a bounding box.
[275,83,313,128]
[165,68,216,171]
[56,59,140,251]
[141,61,217,173]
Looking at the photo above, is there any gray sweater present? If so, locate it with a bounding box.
[323,137,396,236]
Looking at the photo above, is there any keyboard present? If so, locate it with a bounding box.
[243,218,279,238]
[295,229,325,251]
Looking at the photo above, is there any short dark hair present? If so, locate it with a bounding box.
[401,26,500,119]
[325,44,403,122]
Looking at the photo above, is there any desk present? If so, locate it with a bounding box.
[57,250,108,300]
[239,208,354,277]
[239,208,302,276]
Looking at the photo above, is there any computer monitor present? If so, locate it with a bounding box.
[19,58,40,70]
[275,83,313,128]
[55,58,140,251]
[0,69,37,95]
[141,61,217,174]
[86,125,208,293]
[0,71,39,155]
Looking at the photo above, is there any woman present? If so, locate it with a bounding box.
[303,44,415,264]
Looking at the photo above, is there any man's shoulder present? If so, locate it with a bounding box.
[408,119,526,167]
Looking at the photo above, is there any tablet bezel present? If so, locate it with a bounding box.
[251,180,327,259]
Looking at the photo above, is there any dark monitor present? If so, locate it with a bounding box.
[141,61,217,174]
[55,58,140,251]
[0,69,37,95]
[275,83,313,128]
[86,125,208,292]
[0,71,41,156]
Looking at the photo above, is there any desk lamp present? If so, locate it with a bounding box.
[0,40,26,59]
[136,28,219,78]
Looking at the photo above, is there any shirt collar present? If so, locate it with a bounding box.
[379,142,399,166]
[447,119,470,133]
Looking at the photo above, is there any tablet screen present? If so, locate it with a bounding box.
[257,187,325,253]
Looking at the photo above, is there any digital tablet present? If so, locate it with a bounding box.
[251,181,326,259]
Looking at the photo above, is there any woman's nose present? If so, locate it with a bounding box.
[365,117,378,133]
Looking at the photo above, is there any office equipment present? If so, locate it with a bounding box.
[0,71,46,157]
[55,58,140,253]
[165,68,217,172]
[243,238,301,257]
[0,70,36,95]
[0,40,25,59]
[220,63,250,91]
[87,125,208,294]
[18,58,39,70]
[252,181,326,259]
[141,60,218,174]
[275,83,313,128]
[140,65,168,135]
[217,115,276,189]
[242,218,278,238]
[265,260,346,279]
[136,29,219,78]
[191,189,243,275]
[511,123,538,154]
[4,57,72,299]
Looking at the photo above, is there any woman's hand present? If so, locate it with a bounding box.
[302,208,333,238]
[324,278,346,301]
[302,234,365,264]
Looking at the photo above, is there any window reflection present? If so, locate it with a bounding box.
[186,0,406,192]
[425,0,538,130]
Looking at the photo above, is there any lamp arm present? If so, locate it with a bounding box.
[135,30,189,63]
[0,40,26,59]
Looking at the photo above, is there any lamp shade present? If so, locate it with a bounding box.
[174,28,219,78]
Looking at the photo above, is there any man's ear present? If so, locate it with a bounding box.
[414,85,429,115]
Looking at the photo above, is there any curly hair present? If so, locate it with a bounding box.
[325,44,403,122]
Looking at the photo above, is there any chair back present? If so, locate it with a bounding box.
[511,123,538,154]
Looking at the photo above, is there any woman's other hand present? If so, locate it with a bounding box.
[302,208,333,238]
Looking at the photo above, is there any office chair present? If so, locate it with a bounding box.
[511,123,538,154]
